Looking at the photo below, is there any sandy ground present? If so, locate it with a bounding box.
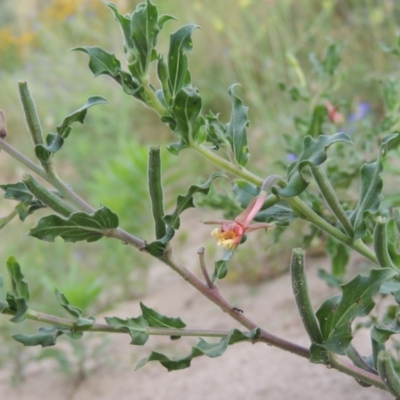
[0,254,394,400]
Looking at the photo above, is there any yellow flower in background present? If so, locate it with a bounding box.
[239,0,253,8]
[193,2,203,11]
[212,17,224,32]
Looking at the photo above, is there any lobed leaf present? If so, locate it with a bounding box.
[273,132,352,198]
[226,84,250,167]
[136,328,260,371]
[29,206,119,243]
[168,24,198,99]
[105,316,149,345]
[163,172,225,230]
[13,326,66,347]
[316,268,396,354]
[140,302,186,329]
[54,289,82,319]
[349,134,400,239]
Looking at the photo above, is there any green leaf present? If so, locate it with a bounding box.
[54,289,82,318]
[74,46,142,97]
[316,268,396,354]
[145,226,175,257]
[105,316,149,345]
[226,84,249,167]
[57,96,108,138]
[140,302,186,328]
[29,206,119,243]
[168,24,198,98]
[212,249,234,282]
[170,86,203,148]
[273,133,352,198]
[1,182,45,221]
[136,328,260,371]
[13,326,65,347]
[7,257,30,302]
[349,134,400,239]
[205,111,228,150]
[164,172,225,230]
[1,182,34,203]
[326,236,350,278]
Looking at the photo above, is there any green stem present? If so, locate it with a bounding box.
[286,196,377,264]
[377,350,400,396]
[141,77,167,116]
[290,248,324,344]
[190,142,263,186]
[1,305,234,337]
[0,208,18,229]
[329,354,387,391]
[148,146,167,239]
[311,165,354,237]
[23,174,77,217]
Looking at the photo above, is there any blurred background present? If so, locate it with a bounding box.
[1,0,400,385]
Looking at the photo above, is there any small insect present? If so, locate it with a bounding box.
[232,306,243,313]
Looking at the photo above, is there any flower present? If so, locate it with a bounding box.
[203,190,274,250]
[324,100,344,124]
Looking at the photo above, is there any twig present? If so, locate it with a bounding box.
[197,247,213,289]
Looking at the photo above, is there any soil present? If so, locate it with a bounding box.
[0,255,393,400]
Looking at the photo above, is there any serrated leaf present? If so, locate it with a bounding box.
[274,133,352,198]
[326,236,349,278]
[54,289,82,318]
[136,328,260,371]
[1,182,34,203]
[5,258,30,322]
[105,316,149,345]
[349,134,400,239]
[57,96,108,137]
[168,24,198,98]
[74,46,142,97]
[226,84,249,167]
[212,249,234,283]
[7,257,30,302]
[13,326,65,347]
[29,206,119,243]
[128,0,159,77]
[170,86,203,147]
[144,226,175,257]
[309,343,329,364]
[76,316,95,328]
[316,268,396,354]
[164,173,225,230]
[140,302,186,328]
[205,111,228,149]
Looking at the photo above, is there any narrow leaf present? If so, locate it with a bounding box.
[29,206,119,243]
[226,84,250,167]
[164,172,225,230]
[168,24,199,98]
[136,328,260,371]
[140,302,186,329]
[57,96,108,137]
[13,326,65,347]
[54,289,82,318]
[105,316,149,345]
[349,134,400,239]
[273,133,352,198]
[316,268,396,354]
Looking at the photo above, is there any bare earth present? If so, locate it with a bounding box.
[0,256,393,400]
